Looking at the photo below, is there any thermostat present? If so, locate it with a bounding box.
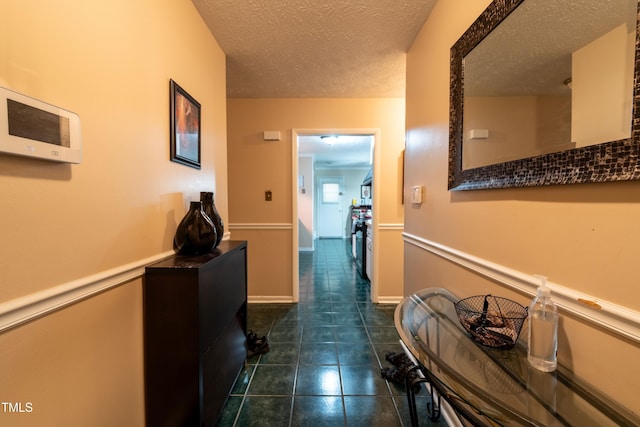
[0,85,81,163]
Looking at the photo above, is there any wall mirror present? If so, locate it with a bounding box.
[448,0,640,190]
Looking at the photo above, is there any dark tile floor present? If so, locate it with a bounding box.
[216,238,445,427]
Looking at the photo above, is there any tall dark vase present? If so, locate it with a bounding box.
[200,191,224,248]
[173,201,217,255]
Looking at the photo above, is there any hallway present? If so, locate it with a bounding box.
[216,238,443,426]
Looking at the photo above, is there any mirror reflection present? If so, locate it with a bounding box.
[462,0,637,170]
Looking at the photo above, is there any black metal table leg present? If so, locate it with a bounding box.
[400,340,442,426]
[406,365,425,426]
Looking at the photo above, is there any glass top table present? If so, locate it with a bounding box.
[394,288,640,426]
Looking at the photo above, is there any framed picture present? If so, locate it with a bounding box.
[170,79,201,169]
[361,185,371,199]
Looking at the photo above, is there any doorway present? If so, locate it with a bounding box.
[292,128,380,303]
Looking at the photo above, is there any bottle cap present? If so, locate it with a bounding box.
[537,286,551,297]
[533,274,551,297]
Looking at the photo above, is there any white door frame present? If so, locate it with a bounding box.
[292,128,380,303]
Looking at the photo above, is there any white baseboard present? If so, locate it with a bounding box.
[248,296,295,303]
[377,296,403,304]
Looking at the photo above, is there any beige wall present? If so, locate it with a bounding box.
[0,0,227,425]
[405,0,640,414]
[227,98,405,301]
[464,95,572,168]
[572,23,635,147]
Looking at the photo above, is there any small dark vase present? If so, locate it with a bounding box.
[173,201,217,255]
[200,191,224,248]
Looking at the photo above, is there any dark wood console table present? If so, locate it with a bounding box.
[395,287,640,426]
[144,240,247,426]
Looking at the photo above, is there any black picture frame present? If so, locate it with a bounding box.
[170,79,201,169]
[361,185,371,199]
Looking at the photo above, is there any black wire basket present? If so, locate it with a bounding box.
[454,295,528,349]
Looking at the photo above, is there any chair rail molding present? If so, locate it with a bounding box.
[403,232,640,344]
[379,223,404,230]
[0,250,175,333]
[228,223,293,230]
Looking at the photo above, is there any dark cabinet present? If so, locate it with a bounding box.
[143,240,247,426]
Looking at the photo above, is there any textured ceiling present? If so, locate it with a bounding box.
[465,0,636,96]
[191,0,437,98]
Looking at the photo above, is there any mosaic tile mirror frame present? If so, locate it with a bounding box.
[448,0,640,190]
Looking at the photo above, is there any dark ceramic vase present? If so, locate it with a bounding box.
[173,201,217,255]
[200,191,224,248]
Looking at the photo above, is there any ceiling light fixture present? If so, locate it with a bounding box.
[321,135,339,145]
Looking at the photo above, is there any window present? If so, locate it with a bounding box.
[322,183,340,204]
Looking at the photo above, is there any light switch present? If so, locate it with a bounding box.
[265,190,272,201]
[411,186,423,204]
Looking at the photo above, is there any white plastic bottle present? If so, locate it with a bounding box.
[527,275,558,372]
